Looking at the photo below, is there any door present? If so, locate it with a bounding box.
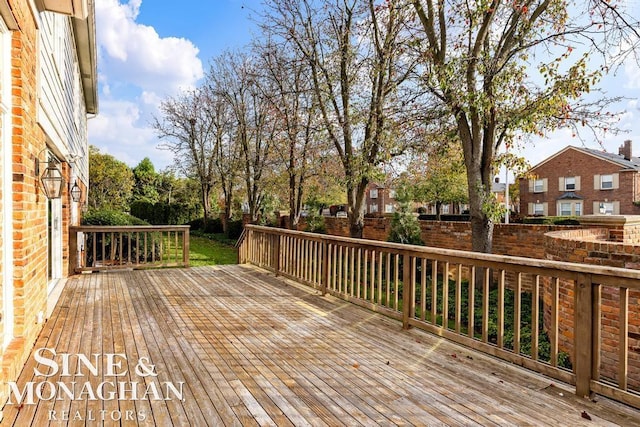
[48,197,63,293]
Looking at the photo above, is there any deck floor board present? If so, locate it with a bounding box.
[2,265,640,426]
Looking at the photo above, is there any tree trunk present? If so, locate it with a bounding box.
[201,184,212,227]
[435,201,442,221]
[347,178,368,238]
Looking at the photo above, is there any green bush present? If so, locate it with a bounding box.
[130,200,201,225]
[523,216,579,225]
[186,217,224,234]
[82,209,149,226]
[227,220,244,240]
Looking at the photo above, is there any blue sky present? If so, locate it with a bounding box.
[89,0,640,173]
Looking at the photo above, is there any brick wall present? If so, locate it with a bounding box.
[545,226,640,389]
[0,1,50,412]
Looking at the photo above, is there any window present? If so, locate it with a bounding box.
[442,205,450,214]
[385,204,394,213]
[601,175,613,189]
[369,204,378,213]
[575,202,582,216]
[389,190,397,199]
[565,177,576,191]
[560,203,572,216]
[533,203,544,215]
[534,179,544,193]
[370,188,378,199]
[602,202,614,214]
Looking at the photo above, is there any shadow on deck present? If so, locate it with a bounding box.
[2,265,639,426]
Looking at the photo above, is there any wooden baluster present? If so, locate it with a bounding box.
[350,247,355,297]
[369,250,375,303]
[497,269,505,348]
[394,254,399,312]
[432,260,438,326]
[468,267,476,338]
[482,267,490,343]
[532,275,540,361]
[620,286,629,391]
[550,277,559,367]
[321,240,328,295]
[514,273,522,355]
[337,246,343,294]
[363,250,368,300]
[183,228,189,267]
[385,253,391,308]
[402,255,413,330]
[442,262,449,330]
[356,248,362,299]
[455,265,462,334]
[420,258,427,321]
[377,252,383,305]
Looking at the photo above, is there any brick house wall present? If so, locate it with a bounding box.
[0,1,97,417]
[519,145,640,217]
[364,182,398,215]
[0,0,50,410]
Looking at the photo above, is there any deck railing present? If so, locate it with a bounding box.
[69,225,190,273]
[239,224,640,409]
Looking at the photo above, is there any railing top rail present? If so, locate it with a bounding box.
[245,224,640,284]
[71,225,190,232]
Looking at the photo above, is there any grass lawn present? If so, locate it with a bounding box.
[189,235,238,266]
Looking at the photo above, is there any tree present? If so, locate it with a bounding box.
[154,89,218,226]
[209,51,275,223]
[414,143,468,220]
[132,157,159,203]
[255,34,326,229]
[388,187,423,245]
[88,145,134,211]
[263,0,417,237]
[410,0,640,252]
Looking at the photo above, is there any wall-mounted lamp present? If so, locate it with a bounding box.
[39,160,65,199]
[70,180,82,202]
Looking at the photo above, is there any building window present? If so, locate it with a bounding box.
[442,205,450,214]
[575,202,582,216]
[560,202,572,216]
[565,177,576,191]
[389,190,396,199]
[533,203,544,215]
[601,175,613,190]
[385,204,394,213]
[602,202,614,214]
[534,179,544,193]
[369,204,378,213]
[370,188,378,199]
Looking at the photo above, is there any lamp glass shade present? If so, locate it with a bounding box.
[40,161,64,199]
[70,181,82,202]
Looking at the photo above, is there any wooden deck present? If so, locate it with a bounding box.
[2,265,640,426]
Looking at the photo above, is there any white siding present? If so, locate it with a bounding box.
[37,11,89,184]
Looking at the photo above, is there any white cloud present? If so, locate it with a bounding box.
[624,60,640,90]
[96,0,203,97]
[89,99,173,167]
[91,0,204,170]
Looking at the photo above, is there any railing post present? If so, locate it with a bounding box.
[321,239,328,295]
[69,227,78,275]
[574,273,594,398]
[402,254,413,330]
[183,227,190,267]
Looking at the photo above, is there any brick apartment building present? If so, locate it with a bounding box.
[519,141,640,217]
[0,0,97,415]
[364,182,398,215]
